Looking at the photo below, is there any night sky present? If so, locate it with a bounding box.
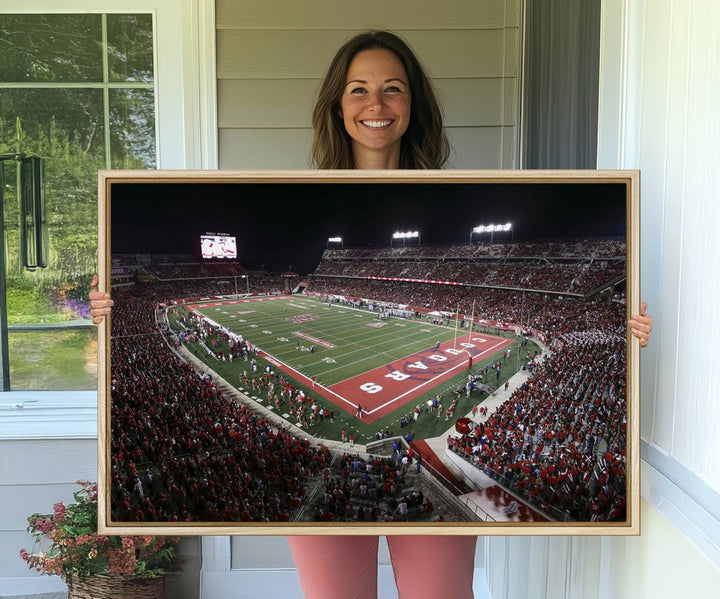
[110,181,627,274]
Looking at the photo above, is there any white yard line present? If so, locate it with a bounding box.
[258,351,358,410]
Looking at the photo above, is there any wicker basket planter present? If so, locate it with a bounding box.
[67,575,165,599]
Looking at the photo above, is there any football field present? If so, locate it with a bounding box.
[185,295,512,424]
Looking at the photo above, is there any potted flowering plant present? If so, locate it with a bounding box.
[20,481,182,599]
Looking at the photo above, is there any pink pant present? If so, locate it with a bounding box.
[288,535,477,599]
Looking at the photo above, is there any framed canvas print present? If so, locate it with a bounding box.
[97,170,640,536]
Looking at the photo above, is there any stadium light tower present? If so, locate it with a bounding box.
[327,236,343,249]
[470,222,513,244]
[235,273,249,295]
[391,230,419,247]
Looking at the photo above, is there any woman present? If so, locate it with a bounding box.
[90,30,653,599]
[310,30,448,170]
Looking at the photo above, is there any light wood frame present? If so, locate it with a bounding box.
[97,169,640,536]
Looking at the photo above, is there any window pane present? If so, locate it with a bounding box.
[0,89,106,161]
[0,13,157,391]
[107,14,154,83]
[2,87,103,390]
[8,329,97,390]
[1,88,104,280]
[110,88,156,168]
[0,14,102,82]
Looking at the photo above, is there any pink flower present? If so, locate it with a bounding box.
[53,502,66,522]
[19,548,29,562]
[34,518,54,535]
[121,537,135,549]
[43,557,64,576]
[107,548,137,576]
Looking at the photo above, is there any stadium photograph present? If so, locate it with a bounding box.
[99,172,637,532]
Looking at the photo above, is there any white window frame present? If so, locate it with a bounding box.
[0,0,217,435]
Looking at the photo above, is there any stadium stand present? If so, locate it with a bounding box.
[448,332,627,521]
[109,284,330,522]
[306,238,627,520]
[107,235,628,522]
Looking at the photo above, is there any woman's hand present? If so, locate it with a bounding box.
[89,274,113,324]
[628,301,652,348]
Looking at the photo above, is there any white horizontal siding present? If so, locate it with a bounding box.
[0,482,95,530]
[217,29,513,80]
[446,127,507,169]
[216,0,516,30]
[0,440,97,485]
[219,128,313,169]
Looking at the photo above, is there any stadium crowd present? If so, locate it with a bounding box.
[308,453,436,522]
[316,238,624,295]
[314,260,622,295]
[323,239,625,261]
[109,284,331,522]
[448,330,627,521]
[145,262,246,280]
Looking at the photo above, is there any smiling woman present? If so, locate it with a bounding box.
[340,48,412,169]
[311,30,448,170]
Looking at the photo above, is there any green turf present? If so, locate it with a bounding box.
[169,296,538,444]
[192,297,463,385]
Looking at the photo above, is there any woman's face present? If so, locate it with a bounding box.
[340,48,411,167]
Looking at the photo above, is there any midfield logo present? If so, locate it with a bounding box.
[290,313,317,324]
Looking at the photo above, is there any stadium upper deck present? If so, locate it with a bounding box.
[314,239,625,297]
[321,238,625,261]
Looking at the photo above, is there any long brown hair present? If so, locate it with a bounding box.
[311,31,449,170]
